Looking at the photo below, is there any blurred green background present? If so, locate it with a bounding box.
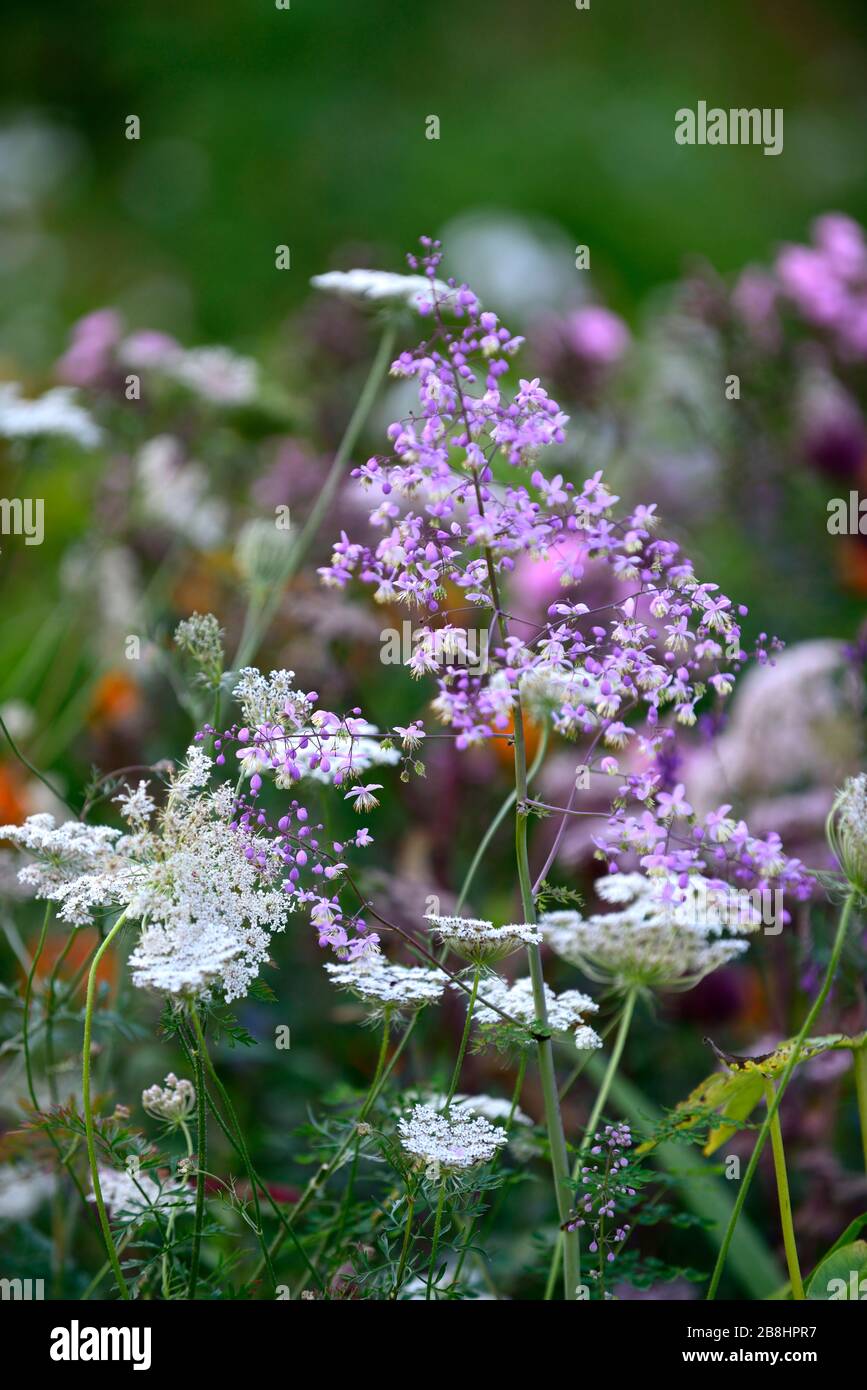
[2,0,867,359]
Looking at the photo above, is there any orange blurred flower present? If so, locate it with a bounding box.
[88,671,141,729]
[0,763,28,824]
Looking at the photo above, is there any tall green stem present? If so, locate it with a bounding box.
[426,1183,447,1301]
[390,1193,416,1299]
[854,1047,867,1175]
[443,968,480,1109]
[545,987,637,1300]
[762,1076,804,1299]
[513,717,581,1299]
[187,1007,208,1299]
[23,904,51,1110]
[82,910,130,1299]
[327,1014,391,1263]
[707,890,856,1299]
[233,321,397,669]
[455,728,548,914]
[256,1011,414,1281]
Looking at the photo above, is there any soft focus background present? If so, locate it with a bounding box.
[1,0,867,1298]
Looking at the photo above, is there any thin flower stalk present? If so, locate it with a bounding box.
[707,889,856,1299]
[762,1076,804,1300]
[82,909,130,1299]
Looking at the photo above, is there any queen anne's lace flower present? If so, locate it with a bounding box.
[398,1103,507,1173]
[0,815,128,924]
[90,1167,193,1222]
[2,750,291,1001]
[142,1073,196,1125]
[541,872,758,992]
[461,975,601,1050]
[311,268,458,314]
[425,913,541,965]
[828,774,867,895]
[324,953,447,1014]
[423,1092,533,1128]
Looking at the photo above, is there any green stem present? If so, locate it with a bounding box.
[45,927,78,1106]
[512,700,580,1299]
[426,1183,447,1301]
[188,1007,275,1290]
[233,320,397,669]
[707,889,856,1299]
[762,1076,804,1300]
[82,910,130,1299]
[443,968,480,1109]
[328,1014,391,1262]
[455,727,548,914]
[23,904,51,1110]
[0,713,77,815]
[450,1051,527,1291]
[390,1193,416,1299]
[545,987,637,1300]
[187,1007,208,1299]
[176,1024,318,1291]
[256,1011,414,1282]
[854,1048,867,1176]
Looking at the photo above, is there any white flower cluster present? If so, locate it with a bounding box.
[324,953,447,1014]
[397,1103,508,1174]
[125,777,290,1002]
[0,382,102,447]
[423,1093,533,1129]
[425,913,541,965]
[311,268,457,315]
[0,814,128,925]
[233,669,400,787]
[142,1073,196,1125]
[462,975,601,1051]
[114,781,156,826]
[234,667,311,729]
[90,1166,193,1222]
[541,872,757,992]
[1,751,291,1001]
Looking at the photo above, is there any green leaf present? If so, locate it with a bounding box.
[644,1032,867,1157]
[806,1241,867,1300]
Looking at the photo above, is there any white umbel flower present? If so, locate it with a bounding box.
[142,1073,196,1125]
[311,269,457,314]
[425,913,541,966]
[541,872,757,993]
[398,1103,507,1174]
[460,975,601,1050]
[324,953,447,1015]
[828,774,867,895]
[0,814,129,924]
[90,1166,193,1223]
[3,751,291,1000]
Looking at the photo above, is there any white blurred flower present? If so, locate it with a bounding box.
[311,269,457,314]
[0,383,101,447]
